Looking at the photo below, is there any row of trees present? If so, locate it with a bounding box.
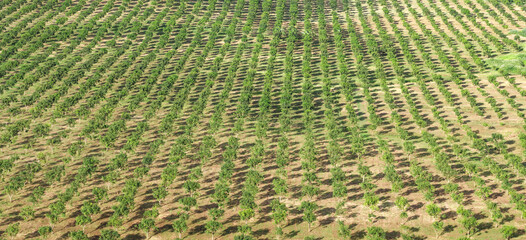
[202,5,261,237]
[232,0,276,238]
[0,0,62,61]
[159,0,248,238]
[2,0,193,238]
[100,10,177,149]
[53,0,152,118]
[453,0,507,55]
[157,1,222,133]
[271,0,296,238]
[484,0,522,28]
[394,1,496,237]
[406,0,488,118]
[395,0,526,237]
[118,2,191,154]
[320,1,359,238]
[0,0,89,83]
[108,0,228,238]
[494,0,526,23]
[366,0,487,238]
[161,0,248,237]
[298,1,320,237]
[0,0,136,145]
[82,4,170,142]
[3,0,526,238]
[31,48,108,117]
[240,0,289,238]
[0,0,36,31]
[71,1,149,121]
[1,0,117,106]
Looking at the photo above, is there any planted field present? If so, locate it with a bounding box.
[1,0,526,239]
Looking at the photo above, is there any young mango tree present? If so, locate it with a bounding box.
[138,217,156,239]
[99,229,120,240]
[395,196,409,223]
[172,212,189,240]
[270,199,288,239]
[5,222,20,239]
[69,230,89,240]
[38,226,52,239]
[366,226,386,240]
[363,190,379,222]
[500,225,517,240]
[300,201,318,233]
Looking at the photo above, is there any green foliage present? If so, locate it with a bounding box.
[337,220,352,239]
[205,220,222,239]
[239,208,255,223]
[172,213,189,239]
[183,180,200,196]
[426,204,442,221]
[432,221,444,238]
[92,187,108,202]
[270,199,287,226]
[138,217,156,239]
[81,201,100,216]
[69,230,89,240]
[33,123,50,138]
[152,186,168,204]
[510,28,526,37]
[45,165,65,184]
[75,214,91,230]
[364,191,379,211]
[272,178,288,198]
[47,201,66,224]
[0,156,16,181]
[38,226,52,239]
[300,201,317,232]
[366,226,386,240]
[5,223,19,238]
[486,52,526,75]
[500,225,517,240]
[1,0,525,239]
[458,208,478,238]
[358,164,372,182]
[19,206,35,221]
[99,229,120,240]
[178,196,197,211]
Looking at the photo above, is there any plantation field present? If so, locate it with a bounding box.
[2,0,526,239]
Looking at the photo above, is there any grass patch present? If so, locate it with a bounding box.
[510,28,526,37]
[485,43,526,75]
